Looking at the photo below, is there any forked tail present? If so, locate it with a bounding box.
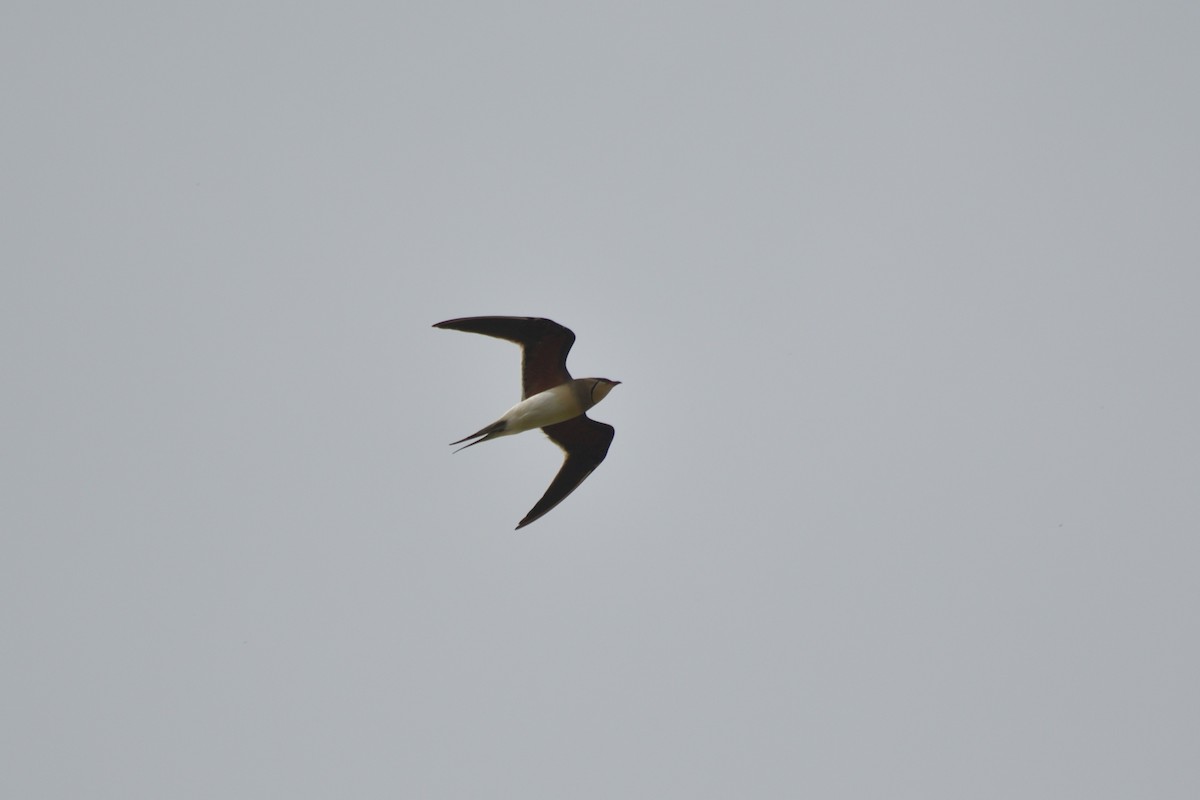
[449,419,507,453]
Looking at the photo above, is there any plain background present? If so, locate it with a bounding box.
[4,2,1198,797]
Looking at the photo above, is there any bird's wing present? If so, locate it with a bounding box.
[432,316,575,397]
[516,415,615,529]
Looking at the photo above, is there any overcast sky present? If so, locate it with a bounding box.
[4,2,1199,797]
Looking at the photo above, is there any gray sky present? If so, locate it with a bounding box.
[4,2,1199,797]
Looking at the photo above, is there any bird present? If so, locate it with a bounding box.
[432,316,620,529]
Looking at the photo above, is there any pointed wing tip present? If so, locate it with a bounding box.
[515,507,543,529]
[432,317,475,329]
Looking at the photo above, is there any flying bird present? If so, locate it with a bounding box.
[433,316,620,529]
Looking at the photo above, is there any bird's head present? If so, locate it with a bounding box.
[588,378,621,405]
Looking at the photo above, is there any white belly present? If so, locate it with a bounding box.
[500,385,581,435]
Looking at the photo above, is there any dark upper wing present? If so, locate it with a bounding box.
[516,415,615,530]
[432,316,575,397]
